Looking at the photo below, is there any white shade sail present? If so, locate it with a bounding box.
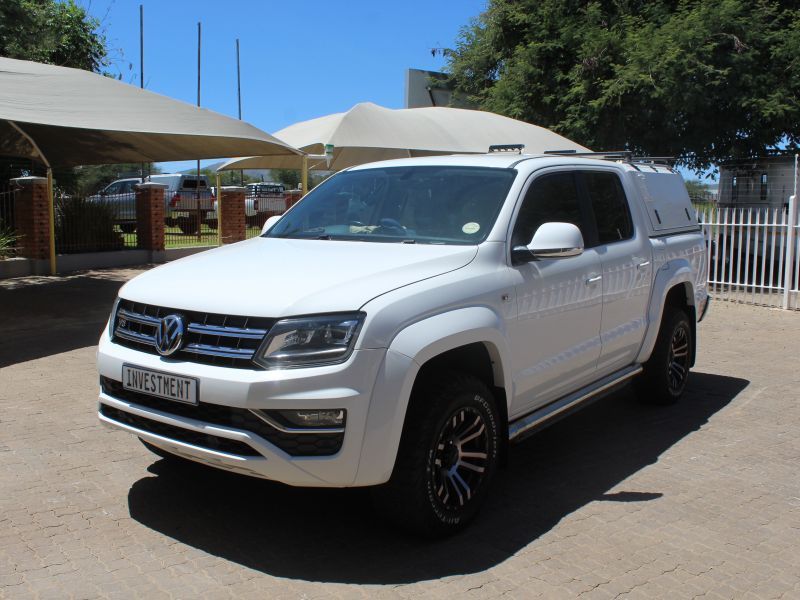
[0,56,301,167]
[218,102,590,172]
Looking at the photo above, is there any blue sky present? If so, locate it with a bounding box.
[85,0,487,172]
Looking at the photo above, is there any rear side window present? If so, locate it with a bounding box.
[584,172,633,244]
[511,172,588,247]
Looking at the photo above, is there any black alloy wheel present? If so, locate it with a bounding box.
[430,406,491,513]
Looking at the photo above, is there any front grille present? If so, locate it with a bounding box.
[112,299,274,369]
[101,377,344,457]
[100,404,261,456]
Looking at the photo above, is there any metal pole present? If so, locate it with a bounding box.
[196,21,202,242]
[47,168,56,275]
[236,39,244,187]
[216,172,222,246]
[782,154,798,309]
[301,155,308,198]
[139,4,145,183]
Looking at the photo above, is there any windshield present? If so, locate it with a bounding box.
[265,166,516,244]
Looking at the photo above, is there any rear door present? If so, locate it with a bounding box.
[580,170,652,373]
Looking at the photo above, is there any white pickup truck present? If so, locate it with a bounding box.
[97,151,709,536]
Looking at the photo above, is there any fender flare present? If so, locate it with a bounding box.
[635,259,695,364]
[354,306,512,486]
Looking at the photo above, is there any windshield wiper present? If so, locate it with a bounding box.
[316,234,332,240]
[400,239,416,244]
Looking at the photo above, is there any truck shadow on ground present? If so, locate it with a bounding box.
[0,273,127,368]
[128,371,747,584]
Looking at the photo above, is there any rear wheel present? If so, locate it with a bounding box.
[372,372,500,537]
[636,308,692,405]
[177,216,199,235]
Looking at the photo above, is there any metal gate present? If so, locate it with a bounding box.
[696,198,799,310]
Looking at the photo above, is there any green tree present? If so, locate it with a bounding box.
[445,0,800,172]
[0,0,107,72]
[272,169,327,191]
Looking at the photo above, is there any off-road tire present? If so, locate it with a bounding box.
[372,372,500,537]
[636,308,692,405]
[177,217,199,235]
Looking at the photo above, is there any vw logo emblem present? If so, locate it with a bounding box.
[154,314,185,356]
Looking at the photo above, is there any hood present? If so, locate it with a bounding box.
[120,237,478,317]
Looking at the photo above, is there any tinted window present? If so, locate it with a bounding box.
[584,172,633,244]
[511,172,587,248]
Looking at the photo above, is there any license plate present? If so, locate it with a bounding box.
[122,364,198,405]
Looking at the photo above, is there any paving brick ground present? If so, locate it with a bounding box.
[1,267,799,599]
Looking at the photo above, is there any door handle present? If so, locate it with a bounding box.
[636,261,651,269]
[585,275,602,285]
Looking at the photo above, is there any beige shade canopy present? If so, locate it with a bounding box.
[0,56,301,167]
[218,102,590,172]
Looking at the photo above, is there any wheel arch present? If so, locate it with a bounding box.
[354,306,512,486]
[636,260,697,366]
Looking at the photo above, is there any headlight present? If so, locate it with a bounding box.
[254,312,365,368]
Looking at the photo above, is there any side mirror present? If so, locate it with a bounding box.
[261,214,282,234]
[513,222,584,262]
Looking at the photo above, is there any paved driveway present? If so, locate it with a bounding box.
[1,267,799,599]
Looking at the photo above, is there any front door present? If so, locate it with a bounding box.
[508,171,603,417]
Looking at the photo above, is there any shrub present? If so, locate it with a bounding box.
[55,197,124,254]
[0,222,18,259]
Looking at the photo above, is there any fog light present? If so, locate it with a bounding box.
[277,409,346,428]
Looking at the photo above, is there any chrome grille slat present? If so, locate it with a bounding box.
[117,308,160,327]
[183,344,255,359]
[115,328,156,345]
[186,323,267,339]
[112,300,273,369]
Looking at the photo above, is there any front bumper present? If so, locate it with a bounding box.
[97,327,386,487]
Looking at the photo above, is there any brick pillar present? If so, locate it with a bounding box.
[10,176,50,260]
[285,189,302,210]
[220,186,246,244]
[135,183,166,252]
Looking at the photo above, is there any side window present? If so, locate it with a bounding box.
[511,172,587,248]
[105,182,121,195]
[584,172,633,244]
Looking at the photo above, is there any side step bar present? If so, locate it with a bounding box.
[508,364,643,443]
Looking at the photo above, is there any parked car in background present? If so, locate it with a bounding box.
[146,174,215,235]
[87,178,140,233]
[245,182,286,226]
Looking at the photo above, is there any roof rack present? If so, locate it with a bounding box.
[542,150,677,171]
[489,144,525,154]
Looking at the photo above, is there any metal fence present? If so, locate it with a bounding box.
[55,193,137,254]
[696,203,799,310]
[244,191,291,239]
[164,190,218,248]
[0,186,18,258]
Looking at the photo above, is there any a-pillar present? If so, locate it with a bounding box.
[10,176,50,261]
[135,182,166,260]
[220,186,246,244]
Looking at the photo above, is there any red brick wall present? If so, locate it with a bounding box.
[11,177,50,260]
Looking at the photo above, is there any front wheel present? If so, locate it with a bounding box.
[372,372,500,537]
[636,308,692,405]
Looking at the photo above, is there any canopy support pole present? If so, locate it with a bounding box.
[301,155,308,198]
[47,168,56,275]
[8,120,56,275]
[216,172,222,246]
